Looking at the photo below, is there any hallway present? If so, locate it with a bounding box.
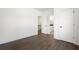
[0,33,79,50]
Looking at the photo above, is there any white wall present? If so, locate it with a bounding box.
[54,8,74,44]
[54,8,62,39]
[0,8,42,44]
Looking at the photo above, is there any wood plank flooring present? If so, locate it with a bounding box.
[0,33,79,50]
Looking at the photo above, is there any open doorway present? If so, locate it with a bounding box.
[38,15,54,37]
[49,16,54,36]
[38,16,42,35]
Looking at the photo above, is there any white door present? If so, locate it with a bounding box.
[54,8,74,43]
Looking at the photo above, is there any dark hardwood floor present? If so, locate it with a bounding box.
[0,32,79,50]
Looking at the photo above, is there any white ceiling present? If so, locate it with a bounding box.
[34,8,54,15]
[35,8,53,12]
